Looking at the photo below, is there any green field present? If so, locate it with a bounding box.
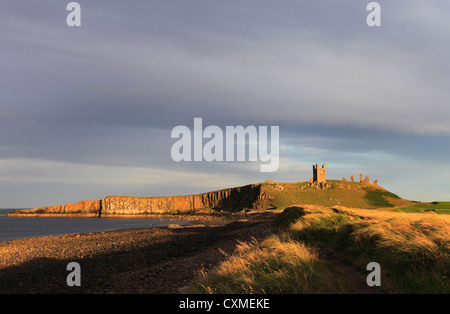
[392,202,450,215]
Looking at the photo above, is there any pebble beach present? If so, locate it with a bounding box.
[0,212,279,294]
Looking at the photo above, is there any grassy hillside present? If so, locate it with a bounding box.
[187,205,450,294]
[261,180,414,210]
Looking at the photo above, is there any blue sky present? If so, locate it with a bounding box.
[1,1,450,208]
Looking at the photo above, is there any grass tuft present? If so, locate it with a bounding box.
[186,235,352,294]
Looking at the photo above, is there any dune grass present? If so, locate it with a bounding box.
[187,235,353,294]
[288,206,450,293]
[187,205,450,294]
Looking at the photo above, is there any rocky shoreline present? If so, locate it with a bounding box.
[0,211,280,294]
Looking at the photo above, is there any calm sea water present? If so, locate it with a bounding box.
[0,209,190,243]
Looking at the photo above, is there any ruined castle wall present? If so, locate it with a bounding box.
[313,164,326,183]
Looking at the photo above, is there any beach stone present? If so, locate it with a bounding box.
[167,224,183,229]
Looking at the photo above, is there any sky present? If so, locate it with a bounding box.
[1,0,450,208]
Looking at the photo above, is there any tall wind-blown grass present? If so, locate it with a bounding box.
[187,235,352,294]
[288,207,450,293]
[187,206,449,294]
[348,215,449,292]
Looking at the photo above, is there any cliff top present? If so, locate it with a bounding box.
[9,179,415,217]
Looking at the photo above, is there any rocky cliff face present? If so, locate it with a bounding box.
[12,200,101,216]
[11,184,269,216]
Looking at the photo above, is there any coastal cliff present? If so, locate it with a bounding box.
[10,184,269,217]
[100,184,266,215]
[10,200,102,217]
[9,180,413,217]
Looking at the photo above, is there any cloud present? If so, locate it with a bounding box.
[2,0,449,134]
[0,1,450,206]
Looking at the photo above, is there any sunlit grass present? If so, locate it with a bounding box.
[187,205,450,294]
[187,235,352,294]
[288,207,450,293]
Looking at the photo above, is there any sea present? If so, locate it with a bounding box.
[0,208,190,243]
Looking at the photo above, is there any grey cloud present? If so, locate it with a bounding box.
[2,1,449,132]
[1,1,450,206]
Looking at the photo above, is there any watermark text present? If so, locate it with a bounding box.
[171,118,279,172]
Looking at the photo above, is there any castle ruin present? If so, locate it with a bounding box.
[347,172,378,186]
[311,164,379,187]
[313,164,326,184]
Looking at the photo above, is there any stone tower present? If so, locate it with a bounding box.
[313,164,326,184]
